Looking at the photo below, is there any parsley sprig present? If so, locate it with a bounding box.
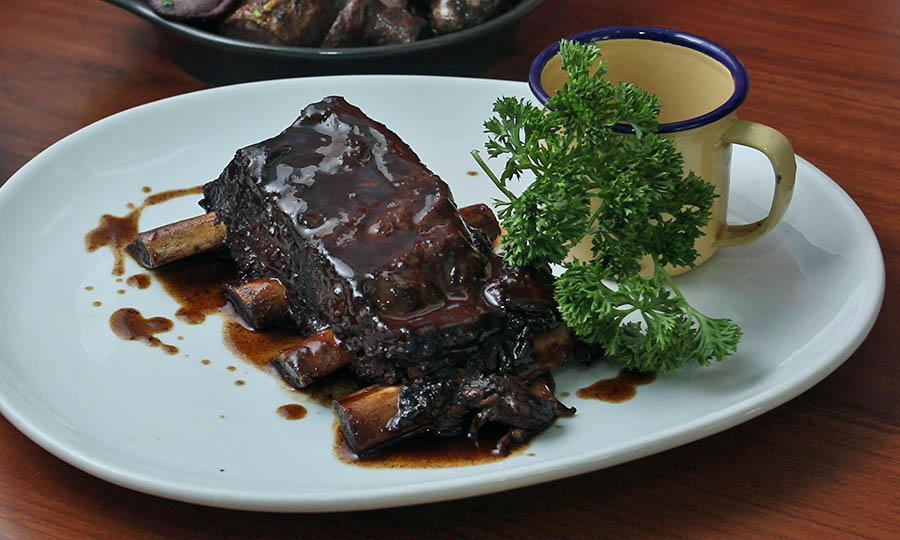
[472,40,742,373]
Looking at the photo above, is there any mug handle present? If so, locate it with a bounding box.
[714,118,797,246]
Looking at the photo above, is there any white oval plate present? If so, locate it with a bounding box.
[0,76,884,512]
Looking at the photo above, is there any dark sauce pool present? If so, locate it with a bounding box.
[152,253,237,325]
[108,307,178,355]
[145,251,364,406]
[89,186,656,468]
[85,186,204,276]
[126,273,151,289]
[577,369,657,402]
[222,319,306,369]
[143,248,533,465]
[277,404,307,420]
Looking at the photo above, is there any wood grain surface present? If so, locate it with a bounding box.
[1,0,898,538]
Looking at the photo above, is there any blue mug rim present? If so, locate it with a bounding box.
[528,26,749,134]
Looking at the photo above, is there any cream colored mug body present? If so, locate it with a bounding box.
[530,28,796,275]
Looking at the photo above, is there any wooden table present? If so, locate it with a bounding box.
[1,1,898,537]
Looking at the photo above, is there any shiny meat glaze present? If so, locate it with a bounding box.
[202,96,512,382]
[201,96,584,451]
[260,96,488,326]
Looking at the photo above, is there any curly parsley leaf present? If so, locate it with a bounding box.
[472,39,741,373]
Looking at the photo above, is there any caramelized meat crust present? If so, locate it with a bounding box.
[202,97,586,452]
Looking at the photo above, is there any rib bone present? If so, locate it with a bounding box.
[332,327,579,456]
[272,328,351,389]
[225,278,291,330]
[127,212,226,269]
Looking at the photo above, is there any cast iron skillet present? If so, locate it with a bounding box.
[104,0,545,84]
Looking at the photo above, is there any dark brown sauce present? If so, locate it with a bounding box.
[577,369,657,403]
[466,170,479,176]
[92,301,102,307]
[147,251,295,366]
[277,404,307,420]
[85,213,140,277]
[223,320,364,407]
[153,253,237,324]
[144,247,359,406]
[93,186,575,468]
[222,321,308,369]
[335,421,530,469]
[143,187,205,206]
[142,186,152,193]
[126,273,151,289]
[84,186,203,275]
[109,307,178,355]
[99,212,534,467]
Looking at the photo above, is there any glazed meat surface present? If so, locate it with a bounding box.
[201,96,582,450]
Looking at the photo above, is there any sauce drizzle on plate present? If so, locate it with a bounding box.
[577,369,657,403]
